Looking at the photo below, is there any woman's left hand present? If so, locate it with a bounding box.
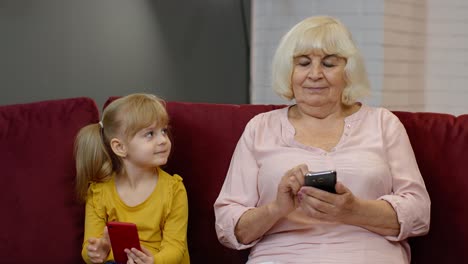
[125,245,154,264]
[297,181,362,224]
[298,181,401,236]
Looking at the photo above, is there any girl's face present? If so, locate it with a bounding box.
[291,51,347,108]
[124,122,171,169]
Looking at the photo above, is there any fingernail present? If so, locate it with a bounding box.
[297,193,303,202]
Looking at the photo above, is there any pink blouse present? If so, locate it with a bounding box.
[214,105,430,264]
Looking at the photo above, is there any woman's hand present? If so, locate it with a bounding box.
[86,226,111,264]
[125,245,154,264]
[273,164,309,217]
[298,182,400,236]
[234,164,309,244]
[297,181,360,223]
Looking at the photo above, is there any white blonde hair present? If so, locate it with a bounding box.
[272,16,370,104]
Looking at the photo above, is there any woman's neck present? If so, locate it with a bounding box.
[295,101,356,118]
[289,102,360,130]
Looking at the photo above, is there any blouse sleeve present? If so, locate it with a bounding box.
[214,117,262,250]
[153,175,189,263]
[378,110,431,241]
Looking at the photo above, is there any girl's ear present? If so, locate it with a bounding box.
[110,138,127,158]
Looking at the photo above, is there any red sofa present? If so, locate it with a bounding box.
[1,97,467,263]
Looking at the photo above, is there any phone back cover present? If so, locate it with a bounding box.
[107,222,141,264]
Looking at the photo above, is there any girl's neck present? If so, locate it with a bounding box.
[114,166,159,207]
[116,166,159,189]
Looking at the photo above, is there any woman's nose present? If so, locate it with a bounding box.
[308,64,323,80]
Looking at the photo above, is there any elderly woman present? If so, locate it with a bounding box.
[214,16,430,264]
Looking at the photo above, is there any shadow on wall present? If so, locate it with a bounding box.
[147,0,251,104]
[0,0,250,108]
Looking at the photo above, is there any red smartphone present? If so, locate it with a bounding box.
[106,222,141,264]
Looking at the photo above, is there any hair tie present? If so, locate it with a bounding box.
[98,121,103,128]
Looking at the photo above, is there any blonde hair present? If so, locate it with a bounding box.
[272,16,370,104]
[74,93,169,202]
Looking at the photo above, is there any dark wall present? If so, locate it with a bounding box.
[0,0,250,109]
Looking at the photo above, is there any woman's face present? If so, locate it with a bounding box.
[291,51,347,108]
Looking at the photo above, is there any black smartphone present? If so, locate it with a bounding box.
[304,170,337,193]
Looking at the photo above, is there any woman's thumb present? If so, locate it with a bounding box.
[334,181,348,194]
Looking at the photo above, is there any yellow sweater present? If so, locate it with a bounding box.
[81,168,190,264]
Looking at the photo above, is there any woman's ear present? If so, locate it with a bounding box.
[110,138,127,158]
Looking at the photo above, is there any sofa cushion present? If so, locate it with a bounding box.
[164,102,285,263]
[0,97,99,263]
[394,112,468,263]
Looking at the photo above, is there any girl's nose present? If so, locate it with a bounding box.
[157,133,168,144]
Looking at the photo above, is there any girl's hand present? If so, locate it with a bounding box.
[87,227,111,263]
[274,164,308,216]
[125,245,154,264]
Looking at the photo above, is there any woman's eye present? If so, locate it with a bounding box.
[161,128,169,135]
[322,61,335,67]
[297,60,310,66]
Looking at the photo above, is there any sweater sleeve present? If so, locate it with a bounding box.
[81,183,113,263]
[153,175,189,263]
[378,110,431,241]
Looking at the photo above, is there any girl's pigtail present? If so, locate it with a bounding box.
[74,123,113,203]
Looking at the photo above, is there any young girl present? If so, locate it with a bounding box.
[75,93,190,264]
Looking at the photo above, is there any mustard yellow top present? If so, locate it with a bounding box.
[81,168,190,264]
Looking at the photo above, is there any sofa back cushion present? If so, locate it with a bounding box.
[393,112,468,263]
[0,97,99,263]
[163,102,284,263]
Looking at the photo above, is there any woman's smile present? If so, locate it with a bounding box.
[303,86,328,93]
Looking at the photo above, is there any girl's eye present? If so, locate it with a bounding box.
[145,131,154,138]
[161,127,169,135]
